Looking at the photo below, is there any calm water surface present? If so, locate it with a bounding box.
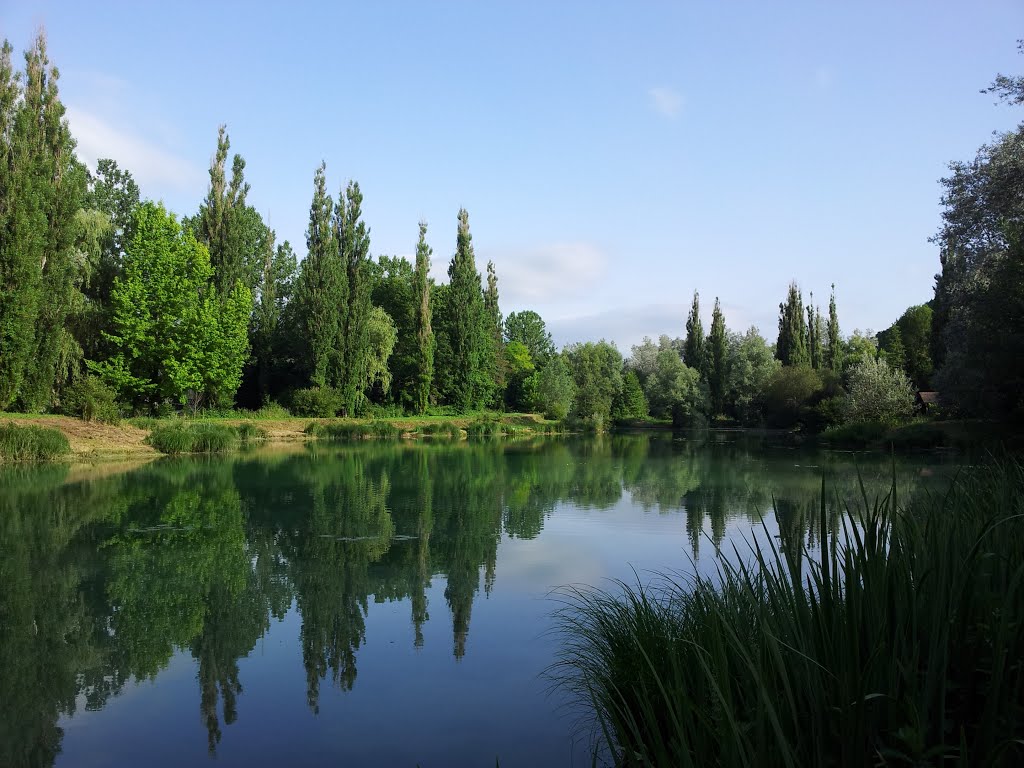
[0,433,953,767]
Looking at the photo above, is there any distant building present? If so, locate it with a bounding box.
[915,391,939,414]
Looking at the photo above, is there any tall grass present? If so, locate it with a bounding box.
[146,423,265,454]
[0,424,71,461]
[306,421,403,441]
[554,462,1024,767]
[416,421,463,440]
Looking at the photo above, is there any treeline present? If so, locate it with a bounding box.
[0,32,1017,427]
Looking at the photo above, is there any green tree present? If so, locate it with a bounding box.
[192,126,266,297]
[776,282,809,367]
[370,255,417,407]
[251,233,297,403]
[92,202,250,410]
[504,310,554,365]
[843,330,877,376]
[878,325,907,373]
[613,369,649,420]
[565,341,623,429]
[413,222,434,414]
[807,295,824,370]
[0,34,87,411]
[706,298,728,415]
[364,305,397,401]
[644,349,705,425]
[293,163,343,389]
[725,327,780,425]
[441,209,488,410]
[824,284,843,374]
[684,291,705,372]
[335,181,373,415]
[531,353,575,420]
[483,260,504,404]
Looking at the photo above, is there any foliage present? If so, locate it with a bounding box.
[0,34,86,411]
[878,304,933,389]
[531,354,575,420]
[336,180,374,416]
[565,342,623,430]
[438,209,491,410]
[504,310,555,365]
[504,340,536,411]
[555,460,1024,767]
[0,424,70,461]
[59,375,121,424]
[705,298,728,415]
[824,285,843,374]
[370,254,417,407]
[412,221,435,414]
[146,423,242,454]
[842,330,877,376]
[776,281,809,367]
[91,201,252,412]
[644,349,705,426]
[307,421,402,441]
[724,327,780,426]
[845,356,915,424]
[416,422,462,439]
[290,387,341,418]
[763,365,823,428]
[683,291,705,371]
[364,305,398,407]
[613,370,649,420]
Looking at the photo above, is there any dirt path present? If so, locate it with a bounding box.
[1,415,160,459]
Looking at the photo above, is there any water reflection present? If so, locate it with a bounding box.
[0,433,945,766]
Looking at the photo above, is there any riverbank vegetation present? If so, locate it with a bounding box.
[555,459,1024,766]
[0,423,71,461]
[3,31,1017,442]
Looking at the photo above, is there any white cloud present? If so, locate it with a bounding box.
[65,106,205,194]
[648,86,683,119]
[488,242,607,304]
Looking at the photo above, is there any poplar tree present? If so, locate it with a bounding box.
[0,33,86,410]
[483,260,504,402]
[776,282,809,367]
[335,181,372,415]
[706,297,728,415]
[251,231,296,402]
[196,126,257,296]
[294,163,343,388]
[684,291,705,372]
[444,209,486,410]
[825,284,843,374]
[413,221,434,414]
[807,294,822,369]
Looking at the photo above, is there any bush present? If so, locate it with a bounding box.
[555,462,1024,767]
[821,419,890,447]
[235,423,269,443]
[60,376,122,424]
[0,424,71,461]
[845,357,915,424]
[147,423,237,454]
[763,366,824,429]
[290,387,341,418]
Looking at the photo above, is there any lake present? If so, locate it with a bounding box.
[0,432,952,767]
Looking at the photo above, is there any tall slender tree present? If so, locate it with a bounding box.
[825,284,843,374]
[294,163,343,388]
[413,222,434,414]
[807,294,823,370]
[443,209,487,410]
[483,260,504,403]
[776,282,809,367]
[0,33,86,410]
[684,291,705,372]
[706,297,728,415]
[335,181,372,415]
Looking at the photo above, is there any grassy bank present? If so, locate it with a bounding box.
[555,461,1024,767]
[0,423,71,461]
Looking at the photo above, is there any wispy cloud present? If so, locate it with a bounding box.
[648,86,683,119]
[65,106,205,194]
[488,242,607,304]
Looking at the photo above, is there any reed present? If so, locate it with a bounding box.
[554,461,1024,767]
[0,424,71,461]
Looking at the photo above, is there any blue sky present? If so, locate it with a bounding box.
[3,1,1022,351]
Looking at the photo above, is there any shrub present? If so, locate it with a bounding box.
[252,401,290,419]
[0,424,71,461]
[60,376,122,424]
[235,423,269,443]
[290,387,341,418]
[763,365,824,428]
[821,419,890,447]
[845,357,915,424]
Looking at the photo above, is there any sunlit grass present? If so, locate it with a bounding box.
[0,423,71,461]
